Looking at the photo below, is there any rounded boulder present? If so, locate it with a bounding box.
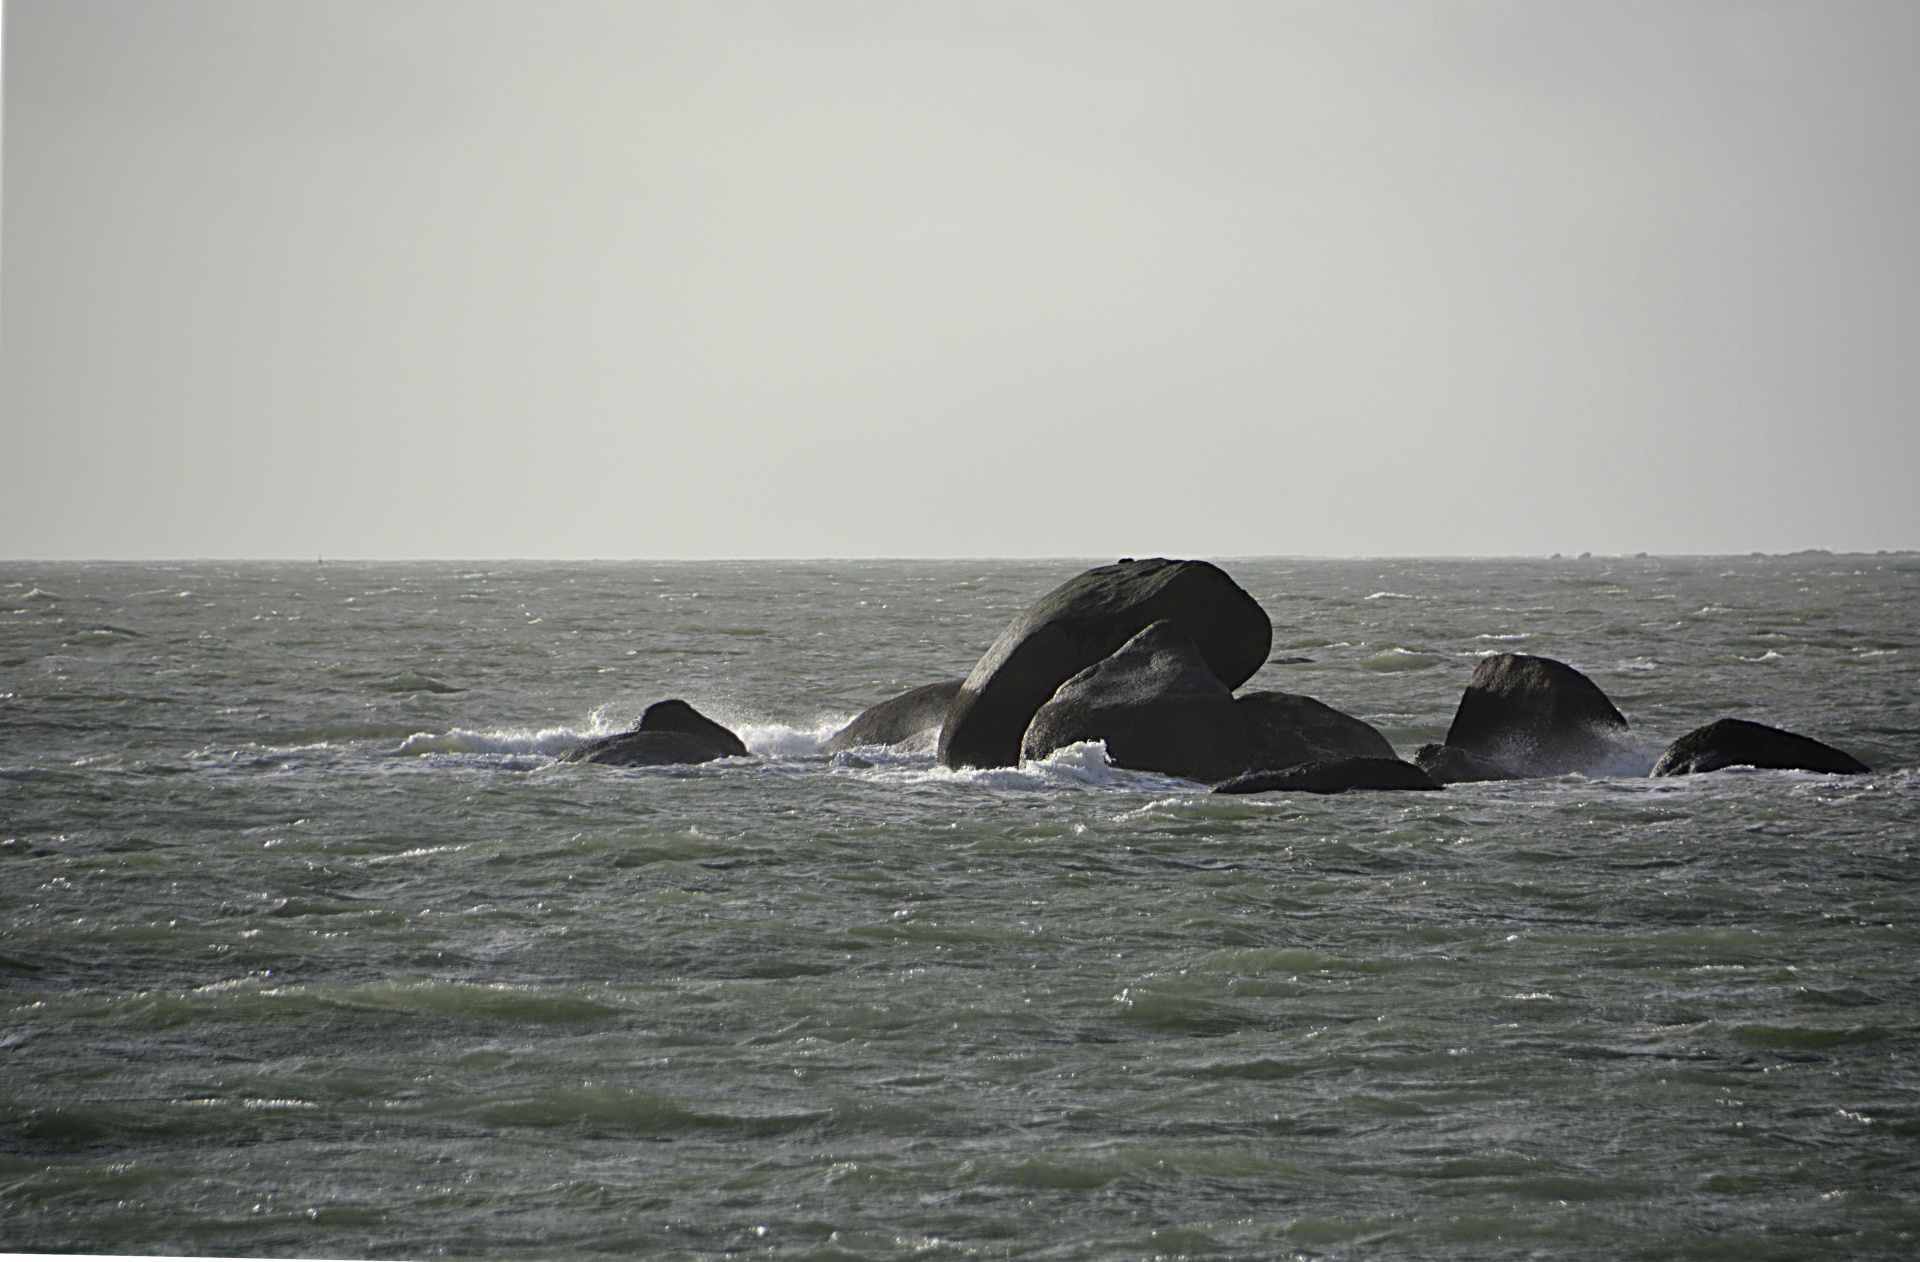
[1652,718,1868,776]
[1020,620,1248,784]
[940,559,1271,769]
[1442,654,1637,777]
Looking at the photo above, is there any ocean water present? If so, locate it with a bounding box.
[2,556,1916,1261]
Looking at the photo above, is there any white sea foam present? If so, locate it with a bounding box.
[396,724,603,756]
[1365,591,1417,601]
[1361,647,1443,671]
[939,741,1204,793]
[734,719,847,758]
[395,713,850,762]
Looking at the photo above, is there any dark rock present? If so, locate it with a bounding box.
[1238,691,1395,771]
[1412,742,1522,784]
[1652,718,1869,777]
[823,680,964,753]
[558,729,731,767]
[1020,621,1248,783]
[557,698,747,766]
[634,699,749,758]
[1442,653,1638,776]
[940,559,1271,768]
[1215,757,1440,795]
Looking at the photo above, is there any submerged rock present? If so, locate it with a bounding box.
[1411,742,1522,785]
[1442,653,1637,776]
[940,559,1271,769]
[1652,718,1869,777]
[1021,621,1248,784]
[634,699,749,758]
[1237,691,1395,771]
[823,680,964,753]
[1215,757,1440,795]
[558,729,732,767]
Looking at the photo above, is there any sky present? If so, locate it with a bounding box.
[4,0,1918,559]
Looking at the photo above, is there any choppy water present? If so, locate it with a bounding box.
[2,556,1917,1260]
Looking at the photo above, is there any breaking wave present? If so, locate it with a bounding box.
[396,724,608,756]
[390,712,1206,794]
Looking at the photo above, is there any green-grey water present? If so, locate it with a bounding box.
[2,556,1916,1259]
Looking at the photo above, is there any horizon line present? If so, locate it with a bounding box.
[5,549,1916,565]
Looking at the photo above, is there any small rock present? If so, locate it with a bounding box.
[1443,653,1637,776]
[1214,757,1441,795]
[1652,718,1869,776]
[558,729,732,767]
[635,699,748,758]
[1411,743,1522,784]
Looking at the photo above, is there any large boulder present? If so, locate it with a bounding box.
[823,680,964,753]
[558,729,732,767]
[633,699,749,757]
[1238,691,1395,771]
[1652,718,1869,777]
[940,559,1271,768]
[1215,757,1440,795]
[558,699,747,766]
[1411,742,1522,785]
[1441,654,1637,776]
[1020,621,1248,783]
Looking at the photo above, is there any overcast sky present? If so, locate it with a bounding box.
[4,0,1917,559]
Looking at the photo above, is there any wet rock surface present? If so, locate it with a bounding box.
[1215,756,1441,795]
[824,680,964,753]
[558,729,734,767]
[1412,742,1523,784]
[1653,718,1870,776]
[1021,621,1248,784]
[1442,653,1637,776]
[1237,691,1395,771]
[634,699,749,758]
[940,559,1270,769]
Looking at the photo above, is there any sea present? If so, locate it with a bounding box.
[2,555,1916,1261]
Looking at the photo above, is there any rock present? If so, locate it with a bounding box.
[1215,757,1440,795]
[558,729,732,767]
[1238,691,1395,771]
[557,698,747,766]
[823,680,964,753]
[940,559,1271,768]
[1020,621,1248,783]
[1442,653,1636,776]
[1411,742,1522,784]
[633,699,749,757]
[1652,718,1869,777]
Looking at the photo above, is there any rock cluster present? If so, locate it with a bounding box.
[558,559,1872,791]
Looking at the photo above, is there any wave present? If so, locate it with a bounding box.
[734,718,846,758]
[1360,648,1444,672]
[390,712,1207,795]
[395,724,604,756]
[925,741,1205,794]
[391,714,851,761]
